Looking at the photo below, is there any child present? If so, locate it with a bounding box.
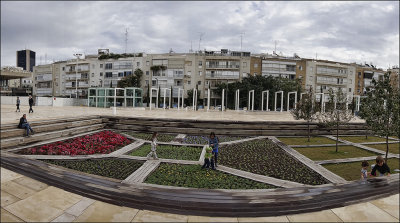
[361,161,369,180]
[371,156,391,177]
[209,132,219,167]
[146,132,158,160]
[201,146,215,170]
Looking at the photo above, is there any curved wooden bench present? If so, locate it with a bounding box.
[1,154,398,217]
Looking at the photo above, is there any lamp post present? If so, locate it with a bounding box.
[73,53,82,98]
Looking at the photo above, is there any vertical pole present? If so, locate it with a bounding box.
[294,92,297,109]
[192,89,195,110]
[266,91,269,111]
[181,89,184,108]
[251,91,254,111]
[156,88,159,109]
[178,90,180,110]
[287,92,290,112]
[221,89,225,111]
[169,89,172,108]
[261,93,264,111]
[274,92,277,111]
[248,91,250,110]
[322,93,325,112]
[163,88,166,109]
[150,89,153,110]
[207,88,210,111]
[357,95,360,111]
[114,88,116,107]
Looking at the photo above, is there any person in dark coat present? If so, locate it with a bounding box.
[16,97,20,112]
[28,95,34,113]
[18,114,34,137]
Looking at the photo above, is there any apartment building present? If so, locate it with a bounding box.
[353,63,385,95]
[140,49,251,106]
[305,60,356,100]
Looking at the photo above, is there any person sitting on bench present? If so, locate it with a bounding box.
[18,114,34,137]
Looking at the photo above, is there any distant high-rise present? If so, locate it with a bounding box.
[16,49,36,72]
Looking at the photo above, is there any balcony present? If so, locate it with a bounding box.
[316,79,347,86]
[205,74,239,79]
[36,88,52,95]
[206,65,240,69]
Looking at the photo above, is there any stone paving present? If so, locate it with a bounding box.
[1,104,365,125]
[1,167,399,222]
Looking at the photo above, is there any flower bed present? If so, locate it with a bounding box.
[183,135,249,145]
[18,131,131,156]
[129,144,202,161]
[42,158,144,180]
[144,163,276,189]
[123,131,177,142]
[219,139,329,185]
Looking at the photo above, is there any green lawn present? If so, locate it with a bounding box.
[294,146,378,161]
[367,143,400,154]
[322,158,400,181]
[144,163,276,189]
[339,136,392,143]
[277,137,336,145]
[129,144,202,161]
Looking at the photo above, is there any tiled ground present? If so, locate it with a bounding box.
[1,167,398,222]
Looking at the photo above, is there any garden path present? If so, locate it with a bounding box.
[123,160,161,183]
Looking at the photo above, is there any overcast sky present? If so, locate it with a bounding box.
[1,1,399,69]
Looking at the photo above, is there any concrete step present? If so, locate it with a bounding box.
[0,123,106,149]
[1,118,104,139]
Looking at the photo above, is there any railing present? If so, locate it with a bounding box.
[206,65,240,69]
[205,74,239,79]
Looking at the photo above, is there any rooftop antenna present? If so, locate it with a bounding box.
[189,40,193,53]
[198,32,205,51]
[240,32,245,51]
[124,28,129,54]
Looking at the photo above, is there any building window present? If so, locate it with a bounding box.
[243,62,247,67]
[298,65,303,71]
[100,64,103,68]
[137,62,140,67]
[349,88,351,92]
[118,72,124,77]
[62,67,65,71]
[91,73,94,77]
[146,71,149,75]
[105,72,112,78]
[188,81,191,85]
[286,65,296,72]
[146,61,149,66]
[152,80,156,86]
[100,72,103,76]
[199,71,202,76]
[358,72,361,78]
[198,61,202,68]
[254,63,258,68]
[198,81,201,85]
[105,63,112,69]
[145,80,149,85]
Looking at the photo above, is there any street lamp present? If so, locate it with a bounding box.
[73,53,82,98]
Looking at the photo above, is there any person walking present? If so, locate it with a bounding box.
[146,132,159,159]
[18,114,34,137]
[28,95,34,113]
[16,97,20,112]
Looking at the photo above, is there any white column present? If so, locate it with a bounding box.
[287,91,297,112]
[192,88,197,110]
[221,89,225,112]
[357,95,360,111]
[235,89,240,111]
[178,89,181,110]
[114,88,116,108]
[207,88,210,111]
[163,88,166,109]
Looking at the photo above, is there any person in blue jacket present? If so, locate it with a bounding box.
[209,132,219,167]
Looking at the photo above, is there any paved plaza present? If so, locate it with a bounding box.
[1,104,398,222]
[0,104,365,125]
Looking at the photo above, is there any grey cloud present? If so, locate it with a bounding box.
[1,1,398,68]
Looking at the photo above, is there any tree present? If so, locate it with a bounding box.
[360,73,398,161]
[117,68,143,88]
[291,87,318,142]
[318,88,354,152]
